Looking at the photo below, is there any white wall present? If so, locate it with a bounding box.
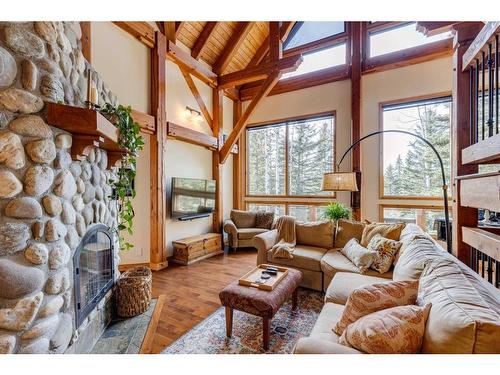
[91,22,152,264]
[360,57,453,221]
[244,79,353,207]
[165,58,234,255]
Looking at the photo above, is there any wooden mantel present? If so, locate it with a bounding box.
[45,102,125,165]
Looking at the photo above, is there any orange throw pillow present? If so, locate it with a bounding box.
[333,279,419,335]
[339,304,432,354]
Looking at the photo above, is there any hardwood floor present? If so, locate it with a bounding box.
[144,247,256,354]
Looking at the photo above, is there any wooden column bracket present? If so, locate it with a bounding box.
[180,68,213,130]
[71,134,103,161]
[219,71,281,163]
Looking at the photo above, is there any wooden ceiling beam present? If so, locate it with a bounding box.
[247,21,295,68]
[223,87,240,101]
[113,21,155,48]
[180,68,213,130]
[164,22,177,42]
[214,22,254,74]
[416,22,458,36]
[166,40,218,88]
[175,22,185,35]
[219,71,281,163]
[191,21,218,60]
[218,54,303,89]
[269,22,283,61]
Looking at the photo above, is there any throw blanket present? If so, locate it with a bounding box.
[271,215,296,259]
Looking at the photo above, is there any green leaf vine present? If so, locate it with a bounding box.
[100,103,145,251]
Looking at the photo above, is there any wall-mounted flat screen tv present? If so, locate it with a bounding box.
[171,177,216,220]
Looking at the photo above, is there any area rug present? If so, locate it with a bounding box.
[162,289,324,354]
[91,298,157,354]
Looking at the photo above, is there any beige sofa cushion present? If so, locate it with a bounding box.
[393,236,439,281]
[267,245,329,272]
[321,250,393,280]
[309,302,344,343]
[418,259,500,354]
[296,221,334,249]
[334,219,365,248]
[360,222,405,247]
[237,227,268,240]
[230,210,256,228]
[325,272,390,305]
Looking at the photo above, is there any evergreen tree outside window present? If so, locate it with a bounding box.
[382,96,452,198]
[247,114,334,197]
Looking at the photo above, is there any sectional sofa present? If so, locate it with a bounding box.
[254,222,500,354]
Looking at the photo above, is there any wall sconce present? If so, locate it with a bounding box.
[184,106,203,123]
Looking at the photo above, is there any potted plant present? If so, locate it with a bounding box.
[321,202,351,223]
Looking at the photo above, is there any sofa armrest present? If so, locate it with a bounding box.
[223,219,238,247]
[254,229,278,265]
[293,337,362,354]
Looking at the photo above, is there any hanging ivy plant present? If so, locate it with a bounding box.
[100,103,145,251]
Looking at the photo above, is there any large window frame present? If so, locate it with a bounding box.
[244,111,337,212]
[379,92,453,201]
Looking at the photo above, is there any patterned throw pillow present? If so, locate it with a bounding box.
[339,304,432,354]
[333,279,419,335]
[368,234,402,274]
[340,238,377,273]
[360,222,405,247]
[255,211,274,229]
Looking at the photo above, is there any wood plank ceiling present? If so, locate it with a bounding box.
[175,21,272,75]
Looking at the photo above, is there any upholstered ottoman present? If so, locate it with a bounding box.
[219,268,302,351]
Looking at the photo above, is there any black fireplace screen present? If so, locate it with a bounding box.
[73,224,114,327]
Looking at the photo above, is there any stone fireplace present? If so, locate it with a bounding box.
[0,22,123,354]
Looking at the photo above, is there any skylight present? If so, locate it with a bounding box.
[284,22,345,50]
[281,43,346,80]
[369,22,452,58]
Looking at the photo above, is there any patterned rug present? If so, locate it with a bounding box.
[162,289,324,354]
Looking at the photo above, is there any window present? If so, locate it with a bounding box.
[369,22,452,58]
[288,205,328,222]
[246,113,335,220]
[284,22,345,50]
[247,203,285,217]
[247,113,335,197]
[381,206,450,238]
[281,44,347,80]
[382,96,451,198]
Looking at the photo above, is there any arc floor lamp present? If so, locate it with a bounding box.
[322,129,451,253]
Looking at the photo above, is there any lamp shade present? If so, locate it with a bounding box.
[322,172,358,192]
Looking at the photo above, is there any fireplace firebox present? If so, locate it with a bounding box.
[73,224,115,327]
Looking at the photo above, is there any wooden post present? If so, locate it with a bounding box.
[150,31,168,271]
[232,100,242,210]
[80,22,91,63]
[269,22,283,61]
[350,22,362,220]
[451,23,482,264]
[212,88,224,233]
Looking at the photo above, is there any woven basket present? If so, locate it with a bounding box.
[116,266,152,318]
